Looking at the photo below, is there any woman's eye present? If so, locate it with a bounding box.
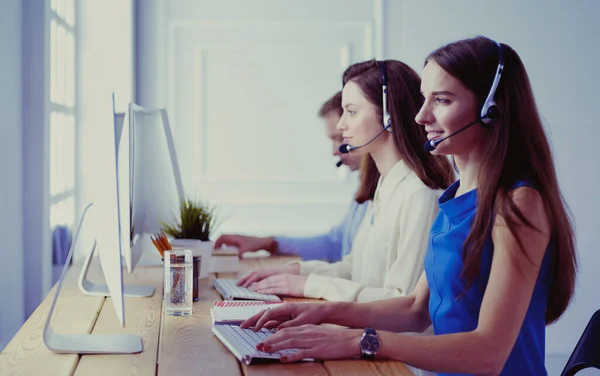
[346,110,356,116]
[435,97,450,104]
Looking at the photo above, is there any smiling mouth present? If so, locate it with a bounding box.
[427,131,444,141]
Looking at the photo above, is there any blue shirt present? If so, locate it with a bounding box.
[274,200,369,261]
[424,180,551,376]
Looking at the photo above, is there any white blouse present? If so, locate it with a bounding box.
[299,159,442,303]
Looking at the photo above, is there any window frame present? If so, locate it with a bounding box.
[48,0,78,231]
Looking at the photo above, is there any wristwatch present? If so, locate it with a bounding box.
[359,328,380,360]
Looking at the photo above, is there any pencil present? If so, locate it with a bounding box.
[158,234,172,251]
[151,236,165,258]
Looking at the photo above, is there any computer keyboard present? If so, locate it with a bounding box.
[212,324,302,365]
[213,278,281,302]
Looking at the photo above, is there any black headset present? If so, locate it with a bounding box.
[480,40,505,125]
[377,60,392,132]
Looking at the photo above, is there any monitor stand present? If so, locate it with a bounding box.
[78,239,154,298]
[44,203,143,354]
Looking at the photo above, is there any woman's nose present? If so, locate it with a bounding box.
[415,103,433,126]
[336,116,346,131]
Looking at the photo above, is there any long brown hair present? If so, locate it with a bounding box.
[342,60,454,203]
[426,36,577,324]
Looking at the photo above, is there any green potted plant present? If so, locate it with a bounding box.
[161,198,220,241]
[161,198,221,278]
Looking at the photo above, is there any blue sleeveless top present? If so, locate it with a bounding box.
[424,180,551,376]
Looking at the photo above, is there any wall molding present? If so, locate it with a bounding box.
[165,2,386,132]
[140,0,384,234]
[168,19,372,29]
[168,15,382,184]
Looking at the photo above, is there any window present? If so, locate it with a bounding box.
[49,0,77,230]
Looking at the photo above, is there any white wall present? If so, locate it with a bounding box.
[0,0,25,349]
[137,0,375,242]
[384,0,600,362]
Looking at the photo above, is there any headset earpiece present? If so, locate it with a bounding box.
[479,40,504,126]
[481,104,500,125]
[383,110,391,130]
[486,105,500,119]
[378,60,392,132]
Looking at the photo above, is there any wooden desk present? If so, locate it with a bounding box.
[1,256,412,375]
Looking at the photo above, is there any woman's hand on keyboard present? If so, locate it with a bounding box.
[237,264,300,288]
[247,274,307,297]
[256,325,363,363]
[240,301,331,331]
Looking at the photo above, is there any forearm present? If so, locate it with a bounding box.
[306,276,398,302]
[377,330,503,375]
[325,296,429,333]
[274,235,341,261]
[300,258,351,279]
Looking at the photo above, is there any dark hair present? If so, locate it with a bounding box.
[318,91,343,118]
[342,60,454,203]
[426,36,576,324]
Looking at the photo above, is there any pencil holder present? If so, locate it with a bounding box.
[192,255,202,301]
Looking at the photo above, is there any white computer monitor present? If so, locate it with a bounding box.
[125,102,184,273]
[76,99,183,303]
[43,95,142,354]
[78,96,155,301]
[115,100,135,272]
[76,96,155,298]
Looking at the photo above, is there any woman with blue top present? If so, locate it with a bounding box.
[240,36,577,375]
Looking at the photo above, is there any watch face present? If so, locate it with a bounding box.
[361,333,380,354]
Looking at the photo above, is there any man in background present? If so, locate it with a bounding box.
[213,91,368,262]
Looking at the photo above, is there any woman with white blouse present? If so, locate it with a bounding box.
[238,59,454,303]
